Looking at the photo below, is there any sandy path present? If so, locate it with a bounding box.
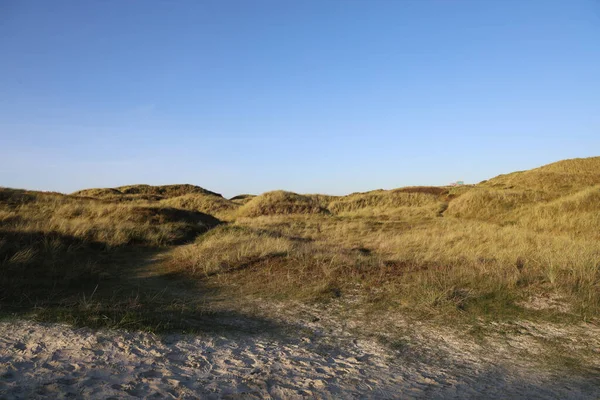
[1,320,598,399]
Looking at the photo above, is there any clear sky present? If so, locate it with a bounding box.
[1,0,599,197]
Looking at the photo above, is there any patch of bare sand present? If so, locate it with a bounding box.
[1,318,599,399]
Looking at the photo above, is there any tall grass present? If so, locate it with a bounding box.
[161,193,239,220]
[169,214,600,320]
[2,156,600,328]
[1,189,218,247]
[328,189,444,219]
[482,157,600,194]
[0,188,220,326]
[73,183,222,199]
[445,188,547,222]
[516,186,600,239]
[237,191,327,217]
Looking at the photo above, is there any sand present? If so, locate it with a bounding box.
[1,318,599,399]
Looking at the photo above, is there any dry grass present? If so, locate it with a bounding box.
[237,191,328,217]
[161,193,239,220]
[516,186,600,239]
[2,156,600,331]
[165,157,600,323]
[305,194,340,209]
[481,156,600,195]
[169,213,600,320]
[328,188,445,218]
[0,187,221,329]
[445,188,547,222]
[169,225,295,276]
[73,184,222,201]
[0,189,219,247]
[229,194,256,204]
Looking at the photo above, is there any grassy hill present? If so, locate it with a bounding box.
[161,193,239,220]
[236,191,328,217]
[480,156,600,195]
[73,184,223,201]
[1,156,599,331]
[328,187,447,218]
[0,187,221,327]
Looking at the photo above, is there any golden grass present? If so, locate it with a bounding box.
[169,225,295,276]
[2,156,600,329]
[161,193,239,220]
[481,157,600,195]
[328,188,445,218]
[516,186,600,239]
[73,184,222,200]
[0,187,222,329]
[0,189,219,247]
[445,188,547,222]
[165,157,600,322]
[237,191,327,217]
[530,156,600,174]
[170,213,600,320]
[230,194,256,201]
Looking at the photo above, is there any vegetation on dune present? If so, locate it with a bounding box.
[445,188,548,222]
[230,194,256,206]
[0,188,219,247]
[516,186,600,239]
[161,193,239,220]
[305,194,340,209]
[0,188,221,329]
[237,191,328,217]
[167,157,600,323]
[169,225,295,277]
[230,194,256,201]
[73,184,223,201]
[2,156,600,332]
[116,184,222,197]
[481,156,600,195]
[170,215,600,319]
[528,156,600,174]
[328,188,444,217]
[394,186,450,196]
[71,187,123,198]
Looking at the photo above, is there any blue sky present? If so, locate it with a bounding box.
[1,0,599,197]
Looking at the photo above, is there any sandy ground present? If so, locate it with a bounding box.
[1,318,599,399]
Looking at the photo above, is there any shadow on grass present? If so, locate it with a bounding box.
[0,226,290,337]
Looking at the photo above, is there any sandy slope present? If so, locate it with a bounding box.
[1,320,599,399]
